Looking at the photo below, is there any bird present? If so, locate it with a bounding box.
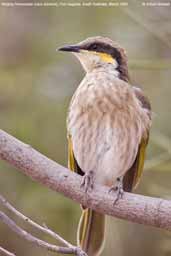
[58,36,152,256]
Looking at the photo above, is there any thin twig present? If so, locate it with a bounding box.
[0,211,87,256]
[123,1,171,49]
[0,194,72,248]
[0,246,16,256]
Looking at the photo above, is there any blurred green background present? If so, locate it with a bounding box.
[0,0,171,255]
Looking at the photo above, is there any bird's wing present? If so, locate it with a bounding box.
[123,86,151,192]
[68,134,84,175]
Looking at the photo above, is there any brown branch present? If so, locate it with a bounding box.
[0,211,86,256]
[0,246,16,256]
[0,129,171,231]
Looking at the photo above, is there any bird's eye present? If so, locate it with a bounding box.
[91,44,98,50]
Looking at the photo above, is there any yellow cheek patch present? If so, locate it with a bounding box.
[98,52,115,64]
[80,50,115,64]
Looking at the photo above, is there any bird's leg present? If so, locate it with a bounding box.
[81,170,94,193]
[109,176,124,204]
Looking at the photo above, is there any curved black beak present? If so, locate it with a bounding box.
[58,45,80,53]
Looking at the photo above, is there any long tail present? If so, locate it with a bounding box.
[77,209,105,256]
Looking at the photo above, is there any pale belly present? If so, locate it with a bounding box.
[68,110,142,187]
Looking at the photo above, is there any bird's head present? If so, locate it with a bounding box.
[58,36,129,81]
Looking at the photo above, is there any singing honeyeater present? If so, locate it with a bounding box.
[58,36,151,256]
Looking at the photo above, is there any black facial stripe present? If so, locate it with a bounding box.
[81,42,122,65]
[80,41,129,82]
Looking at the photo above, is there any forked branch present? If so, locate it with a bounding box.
[0,211,86,255]
[0,194,87,256]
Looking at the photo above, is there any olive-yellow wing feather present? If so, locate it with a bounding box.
[123,86,151,192]
[68,134,83,175]
[123,135,149,191]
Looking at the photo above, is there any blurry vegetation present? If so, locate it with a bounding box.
[0,1,171,255]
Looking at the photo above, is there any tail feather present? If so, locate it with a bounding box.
[77,209,105,256]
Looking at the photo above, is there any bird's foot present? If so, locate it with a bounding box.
[81,170,94,193]
[109,177,124,204]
